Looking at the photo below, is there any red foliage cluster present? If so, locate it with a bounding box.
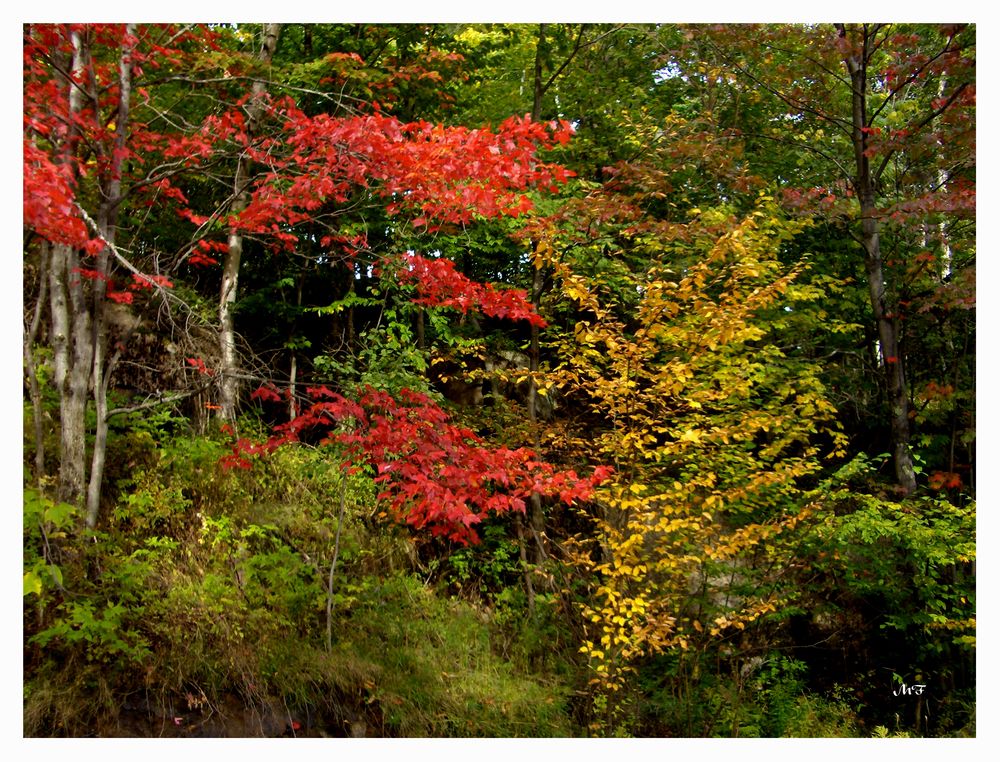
[884,181,976,222]
[393,253,546,327]
[149,98,575,261]
[928,471,963,490]
[186,357,213,376]
[23,140,90,248]
[69,266,173,305]
[225,104,575,243]
[25,23,577,333]
[23,24,210,289]
[227,385,611,544]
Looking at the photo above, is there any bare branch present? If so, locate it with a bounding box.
[106,388,202,419]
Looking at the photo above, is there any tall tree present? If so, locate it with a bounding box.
[218,23,281,423]
[24,24,199,523]
[689,23,975,494]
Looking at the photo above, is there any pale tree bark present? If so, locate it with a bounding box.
[85,24,136,528]
[49,29,94,507]
[838,23,917,495]
[287,272,304,421]
[936,75,953,281]
[25,243,49,486]
[51,249,93,506]
[218,23,281,423]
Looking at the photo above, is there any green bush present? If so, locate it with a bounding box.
[328,573,574,737]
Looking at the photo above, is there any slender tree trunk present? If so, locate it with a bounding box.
[840,24,917,495]
[520,23,589,561]
[513,25,550,610]
[326,472,348,653]
[935,75,953,280]
[303,24,313,59]
[219,23,281,422]
[515,513,536,616]
[525,24,551,565]
[48,243,74,501]
[56,242,94,506]
[288,352,298,420]
[219,228,244,422]
[86,24,135,528]
[526,263,547,563]
[25,243,50,486]
[50,29,92,507]
[286,272,304,421]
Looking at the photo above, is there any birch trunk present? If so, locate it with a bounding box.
[85,24,135,528]
[25,243,49,485]
[50,30,93,507]
[218,23,281,422]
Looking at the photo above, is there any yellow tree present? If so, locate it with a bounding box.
[533,195,847,732]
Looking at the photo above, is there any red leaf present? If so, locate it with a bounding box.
[106,290,134,304]
[186,357,212,375]
[250,385,283,404]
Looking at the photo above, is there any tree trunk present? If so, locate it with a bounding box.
[86,23,135,529]
[840,23,917,495]
[288,271,304,420]
[525,24,555,564]
[49,29,92,507]
[526,263,547,563]
[219,23,281,423]
[25,243,49,486]
[50,241,93,507]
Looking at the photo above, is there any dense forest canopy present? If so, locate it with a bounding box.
[22,21,975,739]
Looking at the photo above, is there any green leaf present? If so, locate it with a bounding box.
[24,571,43,596]
[43,500,77,527]
[310,292,379,315]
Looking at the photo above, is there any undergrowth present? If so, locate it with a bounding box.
[23,424,575,737]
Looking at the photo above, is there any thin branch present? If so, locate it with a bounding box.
[540,24,587,97]
[740,129,855,184]
[869,35,966,125]
[326,472,349,653]
[703,35,854,138]
[873,81,969,185]
[105,389,201,419]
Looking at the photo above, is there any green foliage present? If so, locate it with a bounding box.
[30,600,152,665]
[443,523,522,598]
[24,411,577,737]
[23,489,76,599]
[327,573,574,736]
[799,454,976,655]
[22,21,975,739]
[314,307,431,396]
[637,652,859,737]
[744,658,858,738]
